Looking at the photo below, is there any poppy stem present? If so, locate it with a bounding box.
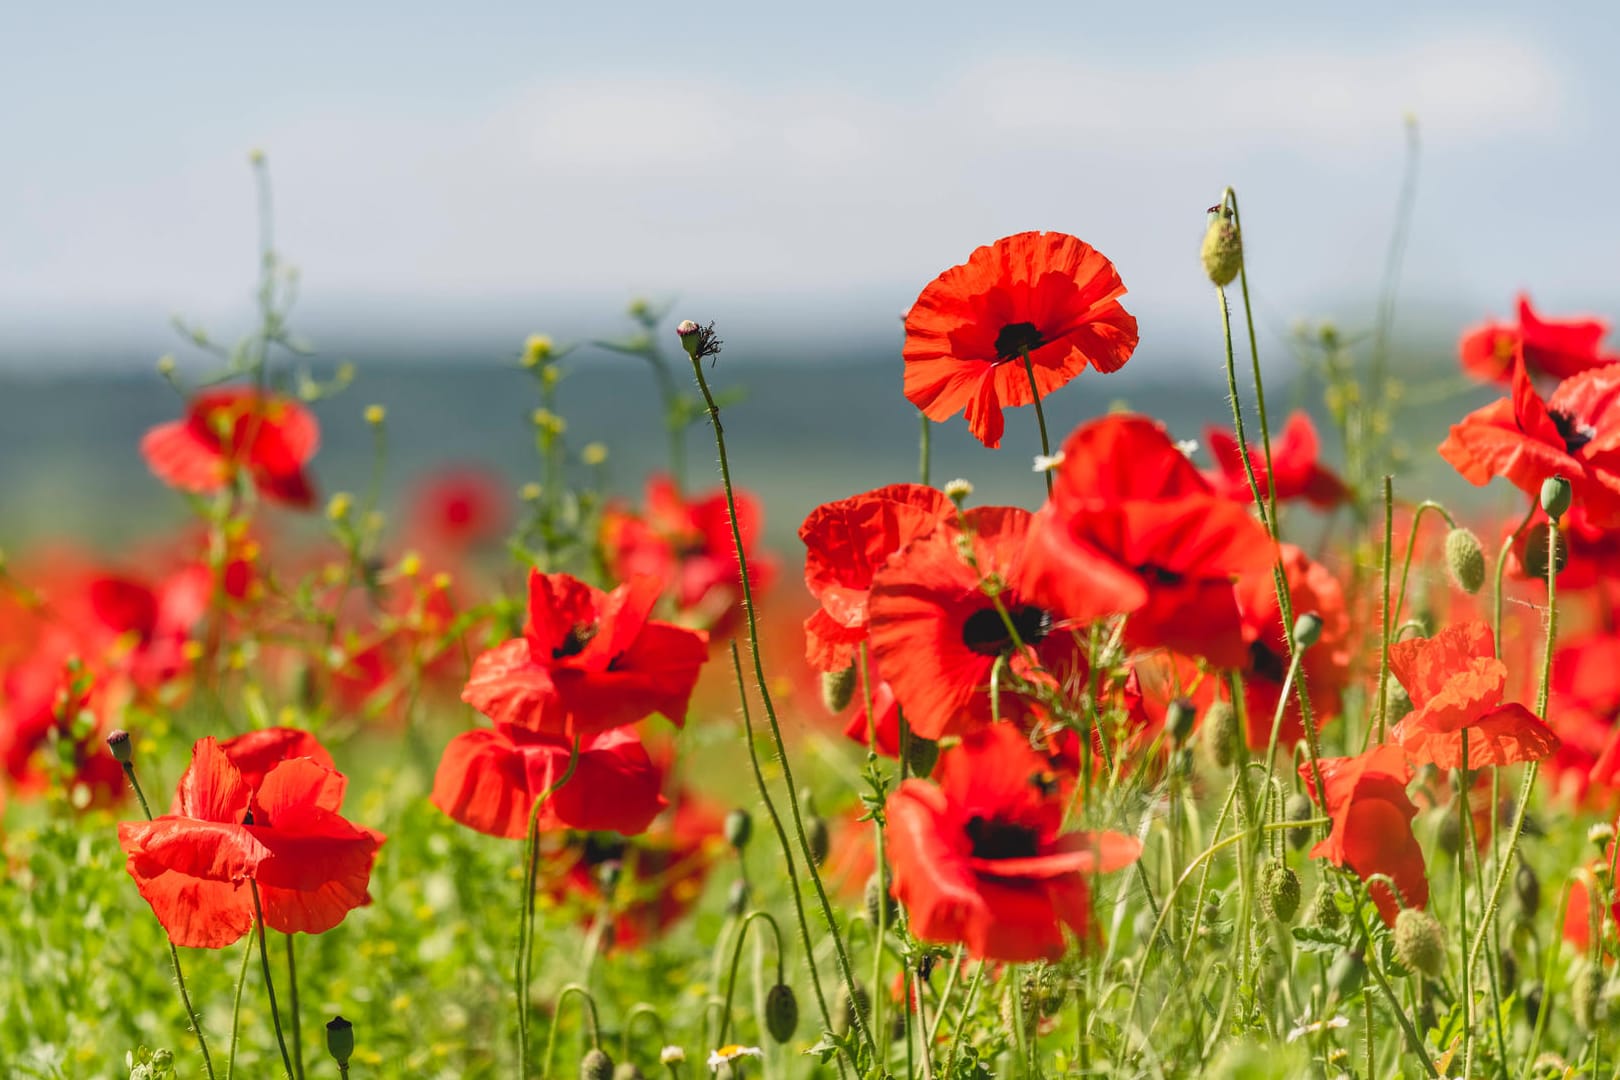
[1221,189,1280,533]
[1349,893,1439,1078]
[119,759,219,1080]
[717,910,786,1047]
[1018,348,1054,496]
[688,344,878,1061]
[1389,500,1457,631]
[283,933,305,1080]
[249,881,297,1080]
[620,1003,668,1064]
[918,412,932,487]
[943,959,987,1076]
[1375,475,1395,744]
[516,736,582,1079]
[227,932,253,1080]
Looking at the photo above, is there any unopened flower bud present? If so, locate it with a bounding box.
[1515,860,1541,918]
[820,666,856,714]
[1311,884,1343,930]
[1284,793,1314,851]
[1259,858,1301,924]
[676,320,702,359]
[156,355,177,376]
[1292,612,1323,649]
[1521,521,1569,580]
[836,982,871,1035]
[522,334,554,368]
[1165,697,1196,744]
[363,404,386,426]
[326,1016,355,1067]
[1201,212,1243,288]
[1202,700,1239,769]
[1437,811,1461,856]
[765,983,799,1043]
[106,729,133,765]
[1382,676,1413,724]
[725,809,753,851]
[582,442,608,467]
[581,1047,615,1080]
[906,733,940,777]
[1522,981,1544,1028]
[865,870,896,929]
[1573,962,1605,1033]
[1541,475,1573,521]
[1444,527,1486,594]
[659,1046,685,1066]
[1393,908,1446,978]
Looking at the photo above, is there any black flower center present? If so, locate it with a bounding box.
[1550,409,1596,454]
[1249,639,1288,685]
[581,833,628,866]
[961,605,1052,656]
[1138,564,1184,586]
[965,815,1040,860]
[553,622,598,659]
[994,322,1046,362]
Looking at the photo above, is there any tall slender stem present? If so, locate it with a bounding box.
[717,911,785,1047]
[227,933,253,1080]
[918,412,932,487]
[1019,348,1054,496]
[1376,476,1395,742]
[516,737,582,1078]
[250,882,297,1080]
[284,934,305,1080]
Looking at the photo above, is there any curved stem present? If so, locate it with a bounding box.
[1390,500,1457,630]
[516,736,583,1078]
[717,911,787,1047]
[1349,890,1439,1078]
[541,983,602,1080]
[249,881,296,1080]
[1019,347,1053,496]
[1375,476,1394,743]
[620,1003,668,1064]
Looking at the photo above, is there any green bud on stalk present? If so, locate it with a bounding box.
[724,809,753,852]
[1392,908,1446,978]
[1202,701,1239,769]
[581,1048,615,1080]
[1291,612,1323,649]
[1444,527,1486,594]
[765,983,799,1044]
[820,666,856,714]
[326,1016,355,1067]
[1541,474,1573,521]
[1165,697,1196,744]
[1284,793,1314,851]
[1201,212,1243,287]
[1259,859,1301,924]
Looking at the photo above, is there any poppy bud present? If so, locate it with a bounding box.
[1291,612,1323,650]
[865,870,896,930]
[725,878,750,916]
[820,666,857,714]
[1514,860,1541,918]
[1573,962,1604,1033]
[1259,859,1301,924]
[1200,213,1243,288]
[1393,909,1446,978]
[1310,884,1343,930]
[676,320,702,359]
[1165,697,1196,744]
[1202,701,1238,769]
[1521,521,1570,580]
[596,860,623,894]
[1444,527,1486,594]
[1522,981,1543,1028]
[326,1016,355,1067]
[725,809,753,852]
[1284,793,1314,851]
[581,1048,615,1080]
[905,733,940,778]
[1541,475,1573,522]
[613,1064,646,1080]
[1382,676,1413,724]
[765,983,799,1043]
[1436,811,1461,856]
[1327,949,1365,997]
[806,815,830,866]
[1499,947,1518,992]
[943,478,974,505]
[836,981,871,1036]
[106,729,133,765]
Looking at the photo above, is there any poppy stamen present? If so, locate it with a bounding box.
[993,322,1047,362]
[960,605,1052,656]
[553,623,599,659]
[964,814,1040,860]
[1550,409,1596,454]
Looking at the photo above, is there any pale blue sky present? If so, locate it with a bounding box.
[3,2,1617,364]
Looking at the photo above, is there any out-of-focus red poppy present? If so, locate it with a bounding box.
[799,484,952,672]
[0,654,124,801]
[902,232,1139,449]
[1387,621,1559,769]
[462,571,708,738]
[886,723,1139,962]
[431,725,666,838]
[600,475,777,633]
[1205,412,1349,510]
[1232,545,1350,749]
[1507,502,1620,591]
[117,736,384,948]
[1440,357,1620,526]
[407,467,510,553]
[1459,294,1619,384]
[141,388,319,509]
[1300,743,1428,925]
[1027,414,1274,668]
[1564,874,1620,953]
[842,676,904,758]
[545,797,725,950]
[868,507,1085,740]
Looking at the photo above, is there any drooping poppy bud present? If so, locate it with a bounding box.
[820,666,857,713]
[581,1048,615,1080]
[1203,701,1238,769]
[1444,528,1486,594]
[1165,698,1196,744]
[1310,884,1343,930]
[1284,793,1314,851]
[725,809,753,852]
[1515,861,1541,918]
[1259,859,1300,924]
[1393,908,1446,978]
[765,983,799,1044]
[1201,211,1243,288]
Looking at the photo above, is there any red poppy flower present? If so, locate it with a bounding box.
[799,484,953,672]
[601,475,777,631]
[1300,743,1428,924]
[141,388,319,509]
[1205,412,1348,509]
[842,676,904,758]
[1440,357,1620,526]
[885,723,1139,962]
[217,727,335,795]
[1026,414,1274,668]
[117,736,384,948]
[461,571,708,738]
[1387,621,1559,769]
[431,725,666,838]
[868,506,1086,740]
[1232,545,1350,749]
[902,232,1139,449]
[1459,294,1619,384]
[408,466,510,553]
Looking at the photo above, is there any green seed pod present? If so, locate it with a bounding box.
[1310,884,1343,930]
[906,733,941,778]
[1292,612,1323,649]
[581,1048,615,1080]
[1327,949,1366,998]
[820,665,857,714]
[765,983,799,1044]
[1284,793,1314,852]
[326,1016,355,1067]
[1393,908,1446,978]
[1444,527,1486,594]
[1382,676,1413,725]
[1522,981,1544,1028]
[1541,475,1573,521]
[1202,700,1239,769]
[1436,810,1461,856]
[724,808,753,851]
[1201,214,1243,287]
[1259,859,1301,924]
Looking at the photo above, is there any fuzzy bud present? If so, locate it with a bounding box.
[1437,810,1461,856]
[613,1064,646,1080]
[675,320,703,360]
[865,870,896,930]
[765,983,799,1043]
[1444,527,1486,594]
[1165,697,1196,744]
[1541,475,1573,521]
[1284,793,1314,851]
[106,729,133,765]
[906,733,941,778]
[1393,908,1446,978]
[581,1048,615,1080]
[1515,860,1541,918]
[1310,884,1343,930]
[325,1016,355,1067]
[805,814,830,866]
[1382,676,1413,724]
[725,809,752,851]
[1201,213,1243,288]
[1521,522,1570,580]
[836,982,871,1036]
[1522,981,1544,1028]
[820,666,856,714]
[1259,859,1301,924]
[1574,962,1605,1033]
[1291,612,1323,649]
[1202,700,1239,769]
